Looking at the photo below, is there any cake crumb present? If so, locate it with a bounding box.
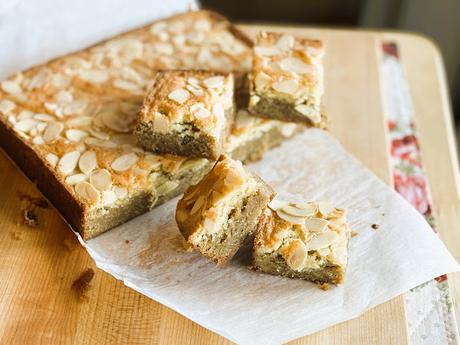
[318,283,330,291]
[10,231,22,240]
[371,223,380,230]
[23,208,39,227]
[351,231,359,238]
[72,268,95,301]
[124,239,130,244]
[18,192,49,208]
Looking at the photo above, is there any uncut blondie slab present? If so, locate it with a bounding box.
[0,10,304,240]
[176,155,274,264]
[248,32,327,127]
[253,200,351,285]
[136,70,234,159]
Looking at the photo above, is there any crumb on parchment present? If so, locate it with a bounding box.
[371,224,380,230]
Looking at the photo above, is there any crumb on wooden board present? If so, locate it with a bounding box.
[72,268,95,301]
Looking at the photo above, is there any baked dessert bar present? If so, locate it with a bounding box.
[0,11,301,240]
[248,31,327,127]
[252,199,351,285]
[176,155,274,264]
[135,70,234,159]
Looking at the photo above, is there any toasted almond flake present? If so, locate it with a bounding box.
[153,112,170,133]
[282,239,307,270]
[18,110,33,120]
[7,115,16,124]
[113,186,128,199]
[203,76,224,89]
[85,137,118,148]
[111,153,138,172]
[280,57,312,74]
[79,69,109,84]
[14,119,38,132]
[113,79,141,91]
[276,208,305,224]
[295,104,321,123]
[254,71,272,90]
[1,80,21,94]
[58,151,80,175]
[168,88,190,104]
[36,122,47,132]
[212,102,224,119]
[34,114,54,122]
[27,70,48,90]
[43,122,64,143]
[309,231,339,251]
[281,204,313,217]
[268,198,288,211]
[66,129,88,142]
[317,247,330,257]
[46,153,59,168]
[186,83,204,96]
[190,103,210,119]
[67,116,93,127]
[89,127,110,140]
[65,173,87,185]
[44,102,62,116]
[32,136,44,145]
[305,217,329,232]
[56,90,73,104]
[63,99,88,116]
[90,169,112,190]
[276,34,295,51]
[79,151,97,174]
[102,190,117,206]
[290,202,317,215]
[51,74,70,89]
[249,95,261,106]
[120,66,142,84]
[272,79,299,95]
[281,123,297,137]
[149,21,167,34]
[254,45,280,57]
[0,99,16,114]
[101,111,130,133]
[75,181,100,204]
[318,201,334,216]
[190,195,206,214]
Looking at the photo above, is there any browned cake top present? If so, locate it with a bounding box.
[138,70,233,136]
[255,200,350,270]
[0,11,252,210]
[176,155,255,240]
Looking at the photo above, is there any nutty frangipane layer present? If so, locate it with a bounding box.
[248,31,325,126]
[253,199,350,285]
[176,155,274,264]
[0,11,252,212]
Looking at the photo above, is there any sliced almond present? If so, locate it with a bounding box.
[295,104,321,123]
[317,247,330,257]
[18,110,33,120]
[318,201,334,216]
[45,153,59,168]
[75,181,100,204]
[43,122,64,143]
[0,99,16,114]
[14,119,38,132]
[276,34,295,51]
[153,112,170,133]
[290,202,317,215]
[113,185,128,199]
[66,129,88,142]
[79,69,109,84]
[186,83,204,97]
[272,79,299,95]
[308,231,339,251]
[27,70,49,90]
[113,79,141,91]
[79,150,97,174]
[34,114,54,122]
[282,239,307,271]
[190,103,211,119]
[65,173,88,185]
[51,74,70,89]
[276,208,305,225]
[56,90,73,104]
[63,99,88,116]
[249,95,261,107]
[32,136,44,145]
[268,198,288,211]
[85,137,118,149]
[254,71,272,90]
[1,80,21,94]
[254,45,280,57]
[101,190,117,206]
[89,127,110,140]
[279,57,312,74]
[203,76,224,89]
[90,169,112,190]
[168,88,190,104]
[281,204,313,217]
[305,217,329,233]
[101,111,130,133]
[67,116,93,127]
[57,151,80,175]
[111,153,138,172]
[190,195,206,215]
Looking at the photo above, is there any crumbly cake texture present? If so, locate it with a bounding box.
[176,155,274,264]
[248,31,327,127]
[253,199,351,285]
[0,10,303,240]
[135,70,234,159]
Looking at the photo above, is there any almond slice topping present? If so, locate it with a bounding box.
[75,181,100,204]
[111,153,138,172]
[203,76,224,89]
[275,208,305,225]
[305,217,329,233]
[90,169,112,191]
[43,122,64,143]
[1,80,21,94]
[79,69,109,84]
[190,195,206,214]
[308,231,339,251]
[272,79,299,95]
[65,173,88,186]
[101,190,117,206]
[14,119,38,132]
[168,88,190,104]
[318,201,334,216]
[78,151,97,174]
[254,45,281,57]
[153,112,170,133]
[290,202,317,215]
[281,239,307,271]
[281,204,314,217]
[279,57,312,74]
[85,137,118,148]
[66,129,88,142]
[276,34,295,51]
[57,151,80,175]
[46,153,59,168]
[254,71,272,90]
[0,99,16,114]
[113,186,128,199]
[101,111,130,133]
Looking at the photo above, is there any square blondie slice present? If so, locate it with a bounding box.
[253,200,351,286]
[136,70,234,160]
[248,32,326,127]
[176,155,274,264]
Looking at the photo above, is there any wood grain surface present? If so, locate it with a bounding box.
[0,24,458,345]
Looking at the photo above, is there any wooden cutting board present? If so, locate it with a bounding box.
[1,24,459,344]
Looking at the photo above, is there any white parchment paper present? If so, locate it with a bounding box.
[79,129,460,345]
